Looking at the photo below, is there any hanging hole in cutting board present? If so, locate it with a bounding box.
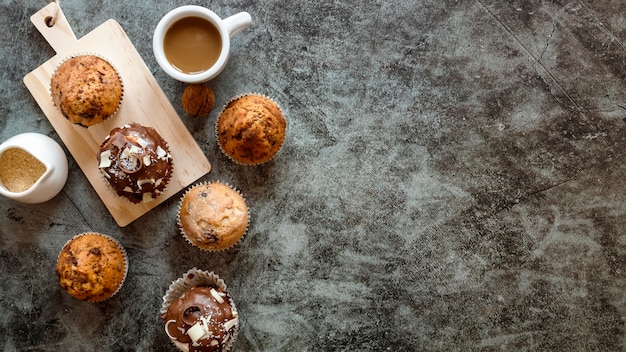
[45,0,59,27]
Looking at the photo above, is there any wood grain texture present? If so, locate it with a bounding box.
[23,3,211,227]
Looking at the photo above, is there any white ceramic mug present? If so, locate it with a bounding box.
[0,133,68,204]
[153,5,252,83]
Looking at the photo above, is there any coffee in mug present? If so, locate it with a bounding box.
[163,16,222,74]
[154,5,252,83]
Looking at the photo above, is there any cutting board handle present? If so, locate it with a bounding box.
[30,2,77,54]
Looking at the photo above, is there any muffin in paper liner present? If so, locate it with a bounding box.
[215,92,287,165]
[160,268,239,352]
[55,232,128,302]
[97,122,174,204]
[50,53,124,128]
[177,181,249,252]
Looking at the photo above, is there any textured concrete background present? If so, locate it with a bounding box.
[1,0,626,351]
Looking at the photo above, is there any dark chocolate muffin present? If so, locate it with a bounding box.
[161,269,239,352]
[98,123,173,203]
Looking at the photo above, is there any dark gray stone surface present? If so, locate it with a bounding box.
[2,0,626,351]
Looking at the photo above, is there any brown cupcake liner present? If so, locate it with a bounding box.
[57,232,129,302]
[215,92,287,165]
[50,53,125,127]
[176,181,250,252]
[160,268,239,352]
[97,122,174,204]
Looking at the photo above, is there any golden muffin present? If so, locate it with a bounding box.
[50,55,123,127]
[177,182,249,251]
[216,94,286,165]
[55,233,128,302]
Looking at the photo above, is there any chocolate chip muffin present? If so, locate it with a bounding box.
[216,94,286,165]
[50,55,123,127]
[55,233,128,302]
[177,182,249,251]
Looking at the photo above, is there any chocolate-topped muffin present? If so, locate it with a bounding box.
[161,269,239,352]
[162,286,238,352]
[98,123,173,203]
[50,55,123,127]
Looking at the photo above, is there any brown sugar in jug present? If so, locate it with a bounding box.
[0,148,47,192]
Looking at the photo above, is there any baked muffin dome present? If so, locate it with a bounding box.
[178,182,249,251]
[55,233,128,302]
[98,123,173,203]
[216,94,286,165]
[50,55,123,127]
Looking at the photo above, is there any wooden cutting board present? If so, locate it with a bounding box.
[23,3,211,227]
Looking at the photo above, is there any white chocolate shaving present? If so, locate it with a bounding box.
[156,146,168,160]
[164,320,179,341]
[210,288,224,304]
[142,193,153,203]
[142,155,151,166]
[99,169,111,179]
[137,179,155,187]
[136,138,149,148]
[98,151,112,168]
[187,321,209,343]
[223,317,238,332]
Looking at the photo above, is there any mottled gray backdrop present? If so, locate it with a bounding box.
[1,0,626,351]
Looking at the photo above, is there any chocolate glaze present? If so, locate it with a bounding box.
[161,286,238,352]
[98,123,172,203]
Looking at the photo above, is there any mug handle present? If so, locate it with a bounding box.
[222,12,252,39]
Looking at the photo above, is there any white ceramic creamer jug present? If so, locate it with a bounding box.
[0,133,68,203]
